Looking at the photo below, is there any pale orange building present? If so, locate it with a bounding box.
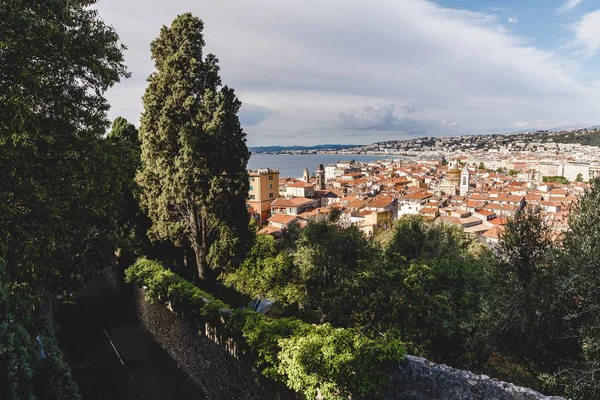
[247,168,280,225]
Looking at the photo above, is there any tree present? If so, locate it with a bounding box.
[293,222,373,324]
[479,162,486,170]
[576,173,584,182]
[0,0,129,294]
[1,2,129,395]
[105,116,157,260]
[379,216,488,359]
[0,259,79,399]
[137,13,251,281]
[479,210,574,374]
[223,235,304,307]
[543,176,569,185]
[108,116,140,147]
[556,178,600,397]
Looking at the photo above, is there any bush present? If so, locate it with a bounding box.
[277,324,405,400]
[125,258,406,399]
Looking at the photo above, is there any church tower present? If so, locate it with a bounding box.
[316,164,325,190]
[460,165,471,196]
[302,167,310,182]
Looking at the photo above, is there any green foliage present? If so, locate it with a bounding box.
[106,117,151,254]
[552,130,600,147]
[277,324,405,400]
[223,235,304,307]
[478,209,575,386]
[126,259,406,400]
[0,259,79,399]
[575,173,584,182]
[0,0,129,294]
[241,313,307,379]
[376,216,488,359]
[543,176,569,184]
[225,217,487,362]
[556,178,600,397]
[293,222,373,324]
[478,162,486,170]
[125,258,227,323]
[136,13,251,280]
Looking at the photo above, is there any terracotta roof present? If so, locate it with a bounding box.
[271,197,314,207]
[346,198,369,209]
[297,208,332,219]
[482,225,506,239]
[475,209,495,216]
[399,192,433,201]
[367,197,394,208]
[257,225,283,237]
[488,217,509,226]
[287,182,315,188]
[268,214,297,225]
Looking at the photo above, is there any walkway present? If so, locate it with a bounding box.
[57,274,206,400]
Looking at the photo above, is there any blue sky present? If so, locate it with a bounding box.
[96,0,600,146]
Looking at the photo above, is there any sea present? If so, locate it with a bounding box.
[247,153,397,178]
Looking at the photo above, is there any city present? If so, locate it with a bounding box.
[248,127,597,244]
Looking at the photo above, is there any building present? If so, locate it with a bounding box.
[247,168,279,225]
[286,182,315,198]
[358,210,392,237]
[302,168,310,182]
[439,160,462,195]
[270,197,320,216]
[316,164,325,190]
[460,165,471,196]
[268,213,297,229]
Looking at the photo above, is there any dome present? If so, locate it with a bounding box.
[446,168,462,182]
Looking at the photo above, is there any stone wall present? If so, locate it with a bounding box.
[131,285,564,400]
[385,355,564,400]
[132,287,299,400]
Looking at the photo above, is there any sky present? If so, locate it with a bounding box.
[96,0,600,146]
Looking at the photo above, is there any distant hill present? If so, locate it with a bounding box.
[551,129,600,147]
[249,144,359,153]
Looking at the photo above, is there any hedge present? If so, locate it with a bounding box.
[125,258,406,400]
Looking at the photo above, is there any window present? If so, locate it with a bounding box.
[269,175,273,180]
[269,193,274,198]
[250,177,255,182]
[249,185,254,191]
[249,194,255,200]
[269,184,273,189]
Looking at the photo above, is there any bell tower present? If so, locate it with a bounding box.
[460,165,471,196]
[302,167,310,182]
[316,164,325,190]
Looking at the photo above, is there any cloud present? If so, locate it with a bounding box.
[513,120,549,129]
[94,0,599,146]
[508,16,518,24]
[238,103,277,126]
[337,104,444,134]
[572,10,600,57]
[559,0,584,12]
[400,104,422,113]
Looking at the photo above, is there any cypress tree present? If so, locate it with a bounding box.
[137,13,251,281]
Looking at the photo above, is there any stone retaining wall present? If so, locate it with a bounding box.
[131,285,564,400]
[385,355,564,400]
[132,287,299,400]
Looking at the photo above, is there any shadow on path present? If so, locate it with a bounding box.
[57,274,206,400]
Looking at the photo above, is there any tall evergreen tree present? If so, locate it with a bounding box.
[1,0,128,395]
[137,13,251,281]
[0,0,129,294]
